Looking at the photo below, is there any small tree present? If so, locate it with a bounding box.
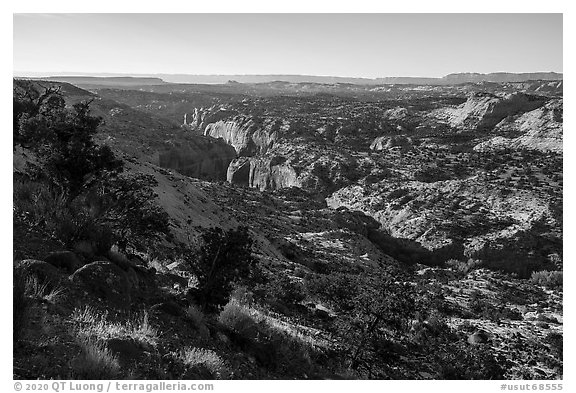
[13,80,169,255]
[88,173,171,252]
[187,226,257,311]
[13,80,123,195]
[316,266,415,378]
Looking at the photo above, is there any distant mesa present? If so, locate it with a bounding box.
[34,76,168,87]
[156,72,562,85]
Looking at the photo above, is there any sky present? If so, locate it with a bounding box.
[13,13,563,78]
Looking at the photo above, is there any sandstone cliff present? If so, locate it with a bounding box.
[204,116,287,156]
[474,99,563,153]
[436,92,548,131]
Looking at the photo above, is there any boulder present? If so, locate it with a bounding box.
[15,259,64,286]
[150,301,183,317]
[107,250,135,271]
[105,338,144,365]
[44,251,81,273]
[70,261,132,307]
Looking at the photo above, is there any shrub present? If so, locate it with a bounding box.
[71,338,121,379]
[14,82,171,256]
[435,342,508,380]
[545,332,563,360]
[14,174,170,254]
[446,259,483,276]
[218,299,261,339]
[72,306,157,347]
[186,304,205,327]
[323,266,415,376]
[185,304,210,338]
[14,81,123,194]
[186,226,257,311]
[230,286,255,306]
[305,272,358,311]
[530,270,563,290]
[89,173,171,251]
[261,274,305,306]
[468,290,521,322]
[388,187,411,200]
[180,347,228,379]
[414,166,452,183]
[217,299,319,376]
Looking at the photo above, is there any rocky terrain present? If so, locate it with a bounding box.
[13,76,562,380]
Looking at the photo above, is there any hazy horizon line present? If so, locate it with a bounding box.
[13,70,564,79]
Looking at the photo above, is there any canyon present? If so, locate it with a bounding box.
[13,75,563,380]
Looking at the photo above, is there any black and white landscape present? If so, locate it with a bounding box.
[13,13,563,380]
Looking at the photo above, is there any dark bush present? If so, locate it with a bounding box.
[311,266,416,377]
[13,174,169,254]
[87,173,171,251]
[13,80,123,195]
[468,290,522,322]
[436,342,508,379]
[187,226,257,311]
[305,272,358,311]
[545,332,563,360]
[261,274,305,307]
[387,188,411,200]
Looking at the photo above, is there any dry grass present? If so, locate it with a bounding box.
[219,299,328,349]
[218,299,262,339]
[71,306,157,347]
[24,276,66,303]
[71,338,121,379]
[180,347,228,379]
[14,272,66,342]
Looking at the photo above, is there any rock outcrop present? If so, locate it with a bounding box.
[474,99,563,153]
[70,261,133,306]
[438,92,548,131]
[370,135,413,151]
[204,116,287,156]
[226,157,251,186]
[327,178,560,273]
[15,259,64,286]
[227,156,300,191]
